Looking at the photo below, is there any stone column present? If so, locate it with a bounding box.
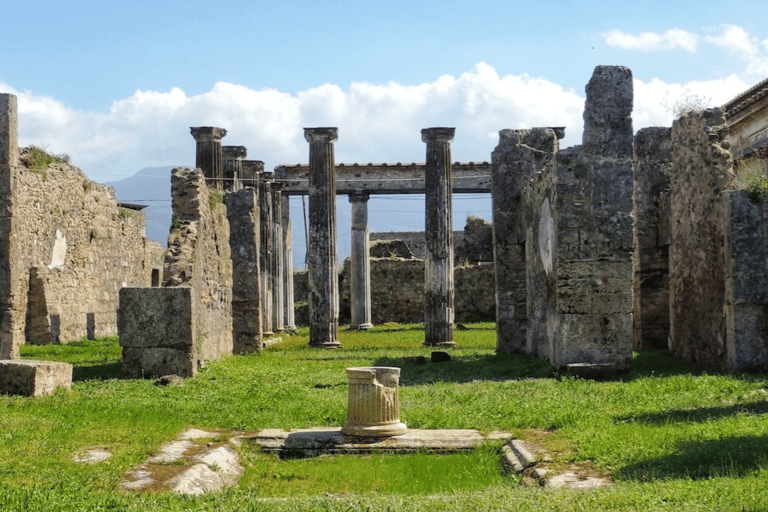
[342,367,407,437]
[259,173,274,335]
[349,192,373,330]
[422,127,456,347]
[281,195,296,330]
[190,127,227,190]
[271,183,285,332]
[306,127,341,348]
[241,160,264,188]
[222,145,247,192]
[0,94,19,359]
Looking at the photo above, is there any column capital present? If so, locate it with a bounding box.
[261,172,275,184]
[222,145,247,160]
[190,126,227,143]
[348,191,370,203]
[421,127,455,144]
[304,127,339,144]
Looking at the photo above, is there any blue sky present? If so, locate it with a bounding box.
[2,0,768,261]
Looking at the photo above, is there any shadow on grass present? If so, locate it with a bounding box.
[619,434,768,481]
[373,351,555,386]
[72,362,123,381]
[614,400,768,426]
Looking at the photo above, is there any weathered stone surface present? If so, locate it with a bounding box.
[73,448,112,464]
[0,359,72,396]
[225,187,262,354]
[369,239,414,259]
[122,428,243,495]
[305,128,341,347]
[190,127,226,189]
[724,190,768,371]
[119,288,196,378]
[669,108,734,368]
[253,428,512,454]
[633,127,673,350]
[455,215,494,263]
[423,127,456,347]
[342,367,406,437]
[348,193,372,329]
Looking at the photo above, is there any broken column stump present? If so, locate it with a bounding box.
[342,367,407,437]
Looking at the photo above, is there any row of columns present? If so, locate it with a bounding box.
[304,127,456,348]
[192,125,458,349]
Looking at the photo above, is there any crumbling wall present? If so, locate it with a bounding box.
[0,93,162,359]
[491,66,634,371]
[370,222,492,263]
[669,108,734,367]
[632,127,673,350]
[121,168,233,378]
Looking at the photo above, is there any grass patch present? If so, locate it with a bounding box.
[4,324,768,510]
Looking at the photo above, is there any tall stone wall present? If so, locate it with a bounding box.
[163,168,233,365]
[724,190,768,371]
[632,127,673,350]
[491,66,634,371]
[669,108,734,367]
[0,93,162,359]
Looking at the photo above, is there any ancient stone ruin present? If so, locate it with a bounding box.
[0,93,163,360]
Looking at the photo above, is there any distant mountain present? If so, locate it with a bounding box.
[104,166,175,247]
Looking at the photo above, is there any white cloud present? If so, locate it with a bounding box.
[603,28,699,52]
[705,25,758,57]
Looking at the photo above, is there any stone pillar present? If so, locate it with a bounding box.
[259,173,274,335]
[281,195,296,330]
[342,367,407,437]
[0,94,19,359]
[349,192,373,330]
[225,185,262,354]
[190,127,227,190]
[241,160,264,188]
[271,183,285,332]
[306,127,341,348]
[422,127,456,347]
[222,145,247,192]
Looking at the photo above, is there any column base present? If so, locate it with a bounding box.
[349,323,373,331]
[342,422,407,438]
[309,341,342,349]
[423,341,456,348]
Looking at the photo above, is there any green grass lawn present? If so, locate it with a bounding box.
[2,323,768,511]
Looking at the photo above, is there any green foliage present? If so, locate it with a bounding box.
[209,189,223,212]
[735,158,768,200]
[170,216,184,229]
[118,207,133,218]
[89,228,99,241]
[20,145,70,173]
[6,327,768,510]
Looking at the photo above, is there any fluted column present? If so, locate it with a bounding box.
[271,183,285,332]
[259,173,274,335]
[222,145,247,192]
[349,192,373,330]
[282,195,296,330]
[190,126,227,190]
[306,127,341,348]
[423,127,456,347]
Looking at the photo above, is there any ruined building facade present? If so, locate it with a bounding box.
[0,93,163,359]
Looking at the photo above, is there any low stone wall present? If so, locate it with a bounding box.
[294,259,495,326]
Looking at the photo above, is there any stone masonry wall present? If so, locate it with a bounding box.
[669,108,734,368]
[724,190,768,371]
[632,127,673,350]
[163,167,233,366]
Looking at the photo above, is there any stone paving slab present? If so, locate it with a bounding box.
[250,428,514,454]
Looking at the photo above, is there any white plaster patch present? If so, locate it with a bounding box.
[49,229,66,269]
[538,198,554,275]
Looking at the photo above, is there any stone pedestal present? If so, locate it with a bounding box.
[422,127,456,347]
[342,367,407,437]
[190,127,227,190]
[349,192,372,330]
[306,128,341,348]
